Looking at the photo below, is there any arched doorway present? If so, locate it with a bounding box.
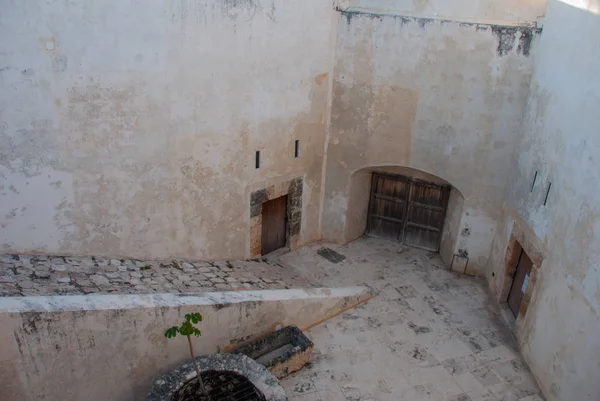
[344,166,465,266]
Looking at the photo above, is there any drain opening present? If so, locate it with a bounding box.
[317,247,346,264]
[174,370,266,401]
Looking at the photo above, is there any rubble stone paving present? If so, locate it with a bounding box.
[0,254,314,297]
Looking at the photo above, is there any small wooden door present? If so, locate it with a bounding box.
[507,250,533,317]
[261,196,287,255]
[367,173,449,251]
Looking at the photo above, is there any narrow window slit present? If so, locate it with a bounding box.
[544,182,552,206]
[531,171,537,192]
[255,151,260,169]
[294,140,299,158]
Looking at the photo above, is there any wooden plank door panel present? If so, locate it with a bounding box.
[404,224,442,250]
[508,250,533,317]
[261,196,287,255]
[367,174,410,240]
[410,181,448,207]
[377,175,410,198]
[410,208,446,231]
[404,181,449,251]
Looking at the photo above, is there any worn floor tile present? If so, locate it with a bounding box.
[455,372,491,399]
[277,237,543,401]
[314,389,347,401]
[288,392,321,401]
[285,373,318,397]
[518,395,545,401]
[471,395,500,401]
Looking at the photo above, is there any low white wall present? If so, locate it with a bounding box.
[0,287,372,401]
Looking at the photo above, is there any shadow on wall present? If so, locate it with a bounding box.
[344,165,465,268]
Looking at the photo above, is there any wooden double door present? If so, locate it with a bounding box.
[367,173,450,251]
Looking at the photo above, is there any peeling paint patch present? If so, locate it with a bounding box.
[341,9,412,28]
[492,26,518,56]
[492,26,540,57]
[517,30,534,56]
[418,18,435,29]
[219,0,260,21]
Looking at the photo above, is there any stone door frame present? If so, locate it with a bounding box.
[498,222,544,322]
[249,177,302,258]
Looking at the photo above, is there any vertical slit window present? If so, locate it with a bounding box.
[255,151,260,169]
[294,140,299,158]
[531,171,537,192]
[544,182,552,205]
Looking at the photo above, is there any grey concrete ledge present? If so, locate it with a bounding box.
[0,286,374,313]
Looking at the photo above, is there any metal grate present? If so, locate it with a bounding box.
[317,247,346,264]
[175,370,266,401]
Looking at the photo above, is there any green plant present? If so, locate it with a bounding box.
[165,313,208,398]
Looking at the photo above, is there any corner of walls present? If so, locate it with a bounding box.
[482,28,544,283]
[317,4,342,241]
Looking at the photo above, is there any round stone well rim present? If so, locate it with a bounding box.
[147,353,287,401]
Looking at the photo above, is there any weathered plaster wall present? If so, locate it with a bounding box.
[0,287,372,401]
[439,187,465,268]
[321,12,540,274]
[341,0,548,25]
[488,1,600,399]
[0,0,332,260]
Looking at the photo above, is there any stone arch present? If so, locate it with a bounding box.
[343,165,466,269]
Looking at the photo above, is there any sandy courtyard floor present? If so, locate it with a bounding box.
[275,237,544,401]
[0,235,544,400]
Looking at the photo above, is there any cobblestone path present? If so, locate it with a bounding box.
[0,254,314,296]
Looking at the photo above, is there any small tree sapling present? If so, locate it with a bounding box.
[164,313,209,399]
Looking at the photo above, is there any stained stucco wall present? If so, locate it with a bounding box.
[0,0,332,260]
[321,12,540,274]
[488,0,600,399]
